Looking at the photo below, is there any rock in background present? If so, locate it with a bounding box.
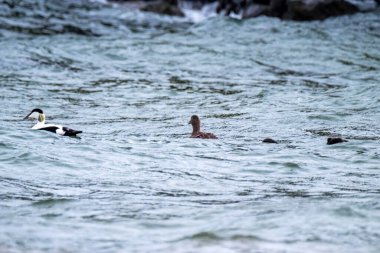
[284,0,359,20]
[141,0,184,16]
[110,0,185,16]
[110,0,380,20]
[216,0,375,20]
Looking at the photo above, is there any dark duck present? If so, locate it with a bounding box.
[24,108,82,137]
[188,115,218,139]
[327,137,348,145]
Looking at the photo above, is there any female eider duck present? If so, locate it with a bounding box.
[188,115,217,139]
[24,108,82,137]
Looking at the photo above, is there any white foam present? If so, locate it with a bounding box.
[179,1,219,23]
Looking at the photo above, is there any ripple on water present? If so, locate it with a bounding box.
[32,198,75,207]
[182,231,263,242]
[333,206,366,218]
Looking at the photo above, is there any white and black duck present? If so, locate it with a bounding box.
[23,108,82,137]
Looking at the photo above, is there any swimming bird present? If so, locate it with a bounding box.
[327,137,347,145]
[23,108,82,137]
[188,115,217,139]
[262,138,278,144]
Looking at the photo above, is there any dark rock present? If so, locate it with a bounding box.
[117,0,373,20]
[284,0,359,21]
[327,137,348,145]
[268,0,287,17]
[242,3,270,18]
[141,0,184,16]
[253,0,271,4]
[216,0,241,15]
[180,0,215,10]
[262,138,278,144]
[242,0,287,18]
[212,0,363,21]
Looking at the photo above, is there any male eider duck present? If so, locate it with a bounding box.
[24,108,82,137]
[188,115,217,139]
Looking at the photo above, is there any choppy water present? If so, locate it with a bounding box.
[1,1,380,252]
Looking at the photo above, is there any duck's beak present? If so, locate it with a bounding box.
[23,110,39,120]
[188,120,191,124]
[23,112,32,120]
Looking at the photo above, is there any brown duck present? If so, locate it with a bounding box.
[189,115,218,139]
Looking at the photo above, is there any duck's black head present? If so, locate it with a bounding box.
[24,108,44,120]
[31,108,43,114]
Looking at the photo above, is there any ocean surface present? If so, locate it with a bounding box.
[0,1,380,252]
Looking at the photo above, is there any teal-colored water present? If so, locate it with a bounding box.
[0,1,380,252]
